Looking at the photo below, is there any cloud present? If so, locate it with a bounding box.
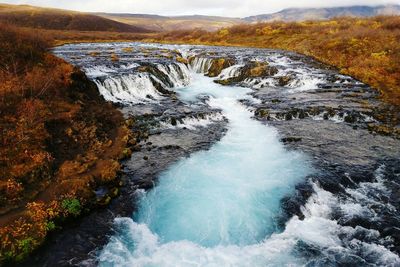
[2,0,398,17]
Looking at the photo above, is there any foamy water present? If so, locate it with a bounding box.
[98,73,315,266]
[52,43,400,267]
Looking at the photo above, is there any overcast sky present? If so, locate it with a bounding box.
[2,0,399,17]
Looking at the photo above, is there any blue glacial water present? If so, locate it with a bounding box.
[98,73,314,266]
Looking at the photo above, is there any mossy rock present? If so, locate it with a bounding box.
[217,61,278,84]
[98,196,112,206]
[207,58,236,77]
[110,188,119,197]
[214,79,233,86]
[248,61,278,77]
[120,148,132,160]
[278,75,293,86]
[125,118,135,128]
[176,57,188,64]
[255,108,269,118]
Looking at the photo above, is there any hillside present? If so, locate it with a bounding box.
[244,4,400,22]
[0,23,141,264]
[0,4,150,32]
[96,13,243,31]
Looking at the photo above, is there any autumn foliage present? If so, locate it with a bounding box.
[153,16,400,108]
[0,23,133,264]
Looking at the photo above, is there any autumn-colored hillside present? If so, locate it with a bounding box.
[0,3,150,33]
[0,23,137,264]
[151,16,400,109]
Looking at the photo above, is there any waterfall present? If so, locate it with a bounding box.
[156,63,191,88]
[93,63,190,104]
[190,57,213,73]
[94,73,163,104]
[218,64,244,80]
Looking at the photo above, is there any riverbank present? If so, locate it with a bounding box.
[0,24,138,265]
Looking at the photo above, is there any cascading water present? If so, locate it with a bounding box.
[98,73,313,266]
[52,43,400,267]
[190,57,213,73]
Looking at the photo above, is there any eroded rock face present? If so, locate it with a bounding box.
[207,58,236,77]
[215,61,278,85]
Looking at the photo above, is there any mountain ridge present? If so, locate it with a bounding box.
[244,4,400,22]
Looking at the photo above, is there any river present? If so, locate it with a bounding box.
[53,43,400,267]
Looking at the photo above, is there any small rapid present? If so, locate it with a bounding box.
[98,72,313,266]
[52,43,400,267]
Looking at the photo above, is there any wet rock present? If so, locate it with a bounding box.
[97,196,112,206]
[281,137,302,143]
[254,108,269,118]
[214,79,231,86]
[247,61,278,77]
[214,61,278,85]
[344,113,357,123]
[207,58,235,77]
[285,113,293,121]
[170,117,177,126]
[119,148,132,160]
[110,188,119,197]
[136,179,155,190]
[278,75,293,87]
[150,77,175,96]
[176,56,188,64]
[125,118,135,128]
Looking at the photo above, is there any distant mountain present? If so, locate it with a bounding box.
[0,4,150,33]
[95,13,243,32]
[244,5,400,22]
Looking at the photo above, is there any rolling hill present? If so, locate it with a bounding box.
[0,4,150,32]
[95,13,243,32]
[244,4,400,22]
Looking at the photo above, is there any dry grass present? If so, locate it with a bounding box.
[0,3,150,33]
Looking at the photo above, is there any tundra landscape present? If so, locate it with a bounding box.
[0,1,399,266]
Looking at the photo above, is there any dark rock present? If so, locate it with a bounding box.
[170,117,177,126]
[281,137,302,143]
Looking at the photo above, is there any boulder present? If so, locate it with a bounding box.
[207,58,235,77]
[278,75,293,87]
[214,61,278,85]
[176,57,188,64]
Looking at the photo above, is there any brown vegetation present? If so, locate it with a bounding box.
[151,16,400,109]
[0,3,150,33]
[0,23,135,264]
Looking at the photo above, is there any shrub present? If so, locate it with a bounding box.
[61,198,81,216]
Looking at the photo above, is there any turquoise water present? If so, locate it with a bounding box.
[99,73,313,266]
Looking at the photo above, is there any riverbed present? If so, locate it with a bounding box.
[44,43,400,266]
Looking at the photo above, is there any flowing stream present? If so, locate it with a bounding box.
[99,72,313,266]
[53,43,400,267]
